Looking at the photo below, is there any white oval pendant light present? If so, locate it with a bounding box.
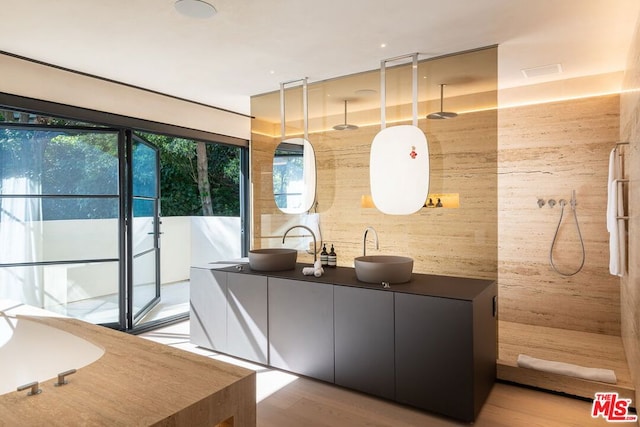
[370,53,429,215]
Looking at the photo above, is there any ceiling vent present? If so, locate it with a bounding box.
[521,63,563,78]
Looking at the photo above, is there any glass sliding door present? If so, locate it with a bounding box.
[128,132,161,326]
[0,124,124,326]
[1,105,249,331]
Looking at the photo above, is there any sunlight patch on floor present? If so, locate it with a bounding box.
[255,370,298,402]
[140,320,298,403]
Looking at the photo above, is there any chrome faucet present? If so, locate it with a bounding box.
[283,225,318,263]
[362,226,379,256]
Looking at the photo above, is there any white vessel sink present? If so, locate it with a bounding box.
[249,248,297,271]
[354,255,413,284]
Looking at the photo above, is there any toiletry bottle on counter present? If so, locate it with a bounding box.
[320,244,328,267]
[328,244,337,268]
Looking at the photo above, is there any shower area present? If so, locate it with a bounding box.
[496,92,635,405]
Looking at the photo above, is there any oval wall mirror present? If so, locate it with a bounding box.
[273,137,316,213]
[274,78,317,214]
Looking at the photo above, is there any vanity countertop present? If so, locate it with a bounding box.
[214,262,494,301]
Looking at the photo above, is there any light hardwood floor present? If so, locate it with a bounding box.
[256,378,622,427]
[142,321,636,426]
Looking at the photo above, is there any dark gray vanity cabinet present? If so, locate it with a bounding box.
[189,267,227,352]
[194,264,497,422]
[268,277,335,382]
[226,272,269,364]
[394,286,497,423]
[334,285,395,399]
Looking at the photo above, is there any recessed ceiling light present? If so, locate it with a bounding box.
[174,0,217,19]
[380,43,387,48]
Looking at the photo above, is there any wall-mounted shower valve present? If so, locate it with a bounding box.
[537,199,545,208]
[548,199,557,208]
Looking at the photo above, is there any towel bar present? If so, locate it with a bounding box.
[614,179,629,220]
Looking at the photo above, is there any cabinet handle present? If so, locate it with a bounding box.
[492,296,498,318]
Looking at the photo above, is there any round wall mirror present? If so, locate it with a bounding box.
[273,137,316,213]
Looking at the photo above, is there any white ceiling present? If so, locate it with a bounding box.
[1,0,638,117]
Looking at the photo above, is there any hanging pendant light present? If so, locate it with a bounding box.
[333,100,359,130]
[427,84,457,119]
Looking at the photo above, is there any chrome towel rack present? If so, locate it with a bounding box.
[615,141,629,221]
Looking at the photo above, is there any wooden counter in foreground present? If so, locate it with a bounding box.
[0,315,256,427]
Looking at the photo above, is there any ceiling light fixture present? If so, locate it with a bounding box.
[333,100,359,131]
[174,0,217,19]
[427,84,457,119]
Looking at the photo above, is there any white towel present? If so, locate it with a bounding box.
[302,267,316,276]
[517,354,617,384]
[302,261,324,277]
[607,148,621,276]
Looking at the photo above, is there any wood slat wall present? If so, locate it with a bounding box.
[620,11,640,407]
[498,94,621,335]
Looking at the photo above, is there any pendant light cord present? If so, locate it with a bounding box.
[549,196,585,276]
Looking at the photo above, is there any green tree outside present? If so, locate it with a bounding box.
[0,109,241,219]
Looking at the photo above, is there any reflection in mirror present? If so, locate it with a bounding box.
[273,137,316,214]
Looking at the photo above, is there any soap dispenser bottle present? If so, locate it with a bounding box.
[328,244,337,268]
[320,244,328,267]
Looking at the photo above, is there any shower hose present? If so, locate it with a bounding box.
[549,196,585,276]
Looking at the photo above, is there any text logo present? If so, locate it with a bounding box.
[591,392,638,422]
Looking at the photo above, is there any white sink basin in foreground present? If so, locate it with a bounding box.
[249,248,297,271]
[354,255,413,284]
